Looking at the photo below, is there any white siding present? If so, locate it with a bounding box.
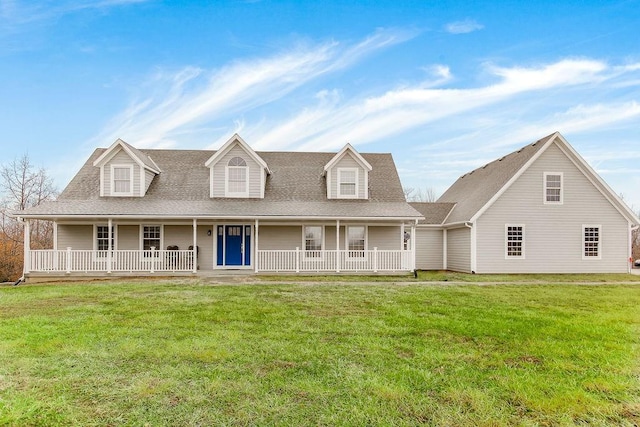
[164,225,193,250]
[103,148,141,197]
[258,226,301,249]
[328,152,367,199]
[197,226,214,271]
[447,227,471,273]
[144,169,156,194]
[210,145,263,198]
[476,142,629,273]
[415,228,444,270]
[118,225,139,250]
[368,226,401,250]
[57,225,93,250]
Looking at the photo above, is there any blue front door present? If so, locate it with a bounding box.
[217,225,251,267]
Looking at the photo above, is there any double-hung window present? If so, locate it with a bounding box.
[226,157,248,197]
[505,225,524,258]
[337,168,358,198]
[96,225,114,257]
[347,226,366,258]
[111,165,133,196]
[583,225,601,259]
[304,226,323,258]
[143,225,161,256]
[544,172,563,204]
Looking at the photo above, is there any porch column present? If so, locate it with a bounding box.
[411,222,416,271]
[107,218,113,274]
[192,219,197,273]
[401,223,405,250]
[53,221,58,250]
[336,219,340,272]
[23,219,31,274]
[255,219,259,273]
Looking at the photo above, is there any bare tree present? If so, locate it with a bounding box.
[404,186,438,202]
[0,155,58,280]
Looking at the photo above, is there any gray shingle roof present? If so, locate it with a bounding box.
[409,202,456,225]
[437,133,555,223]
[18,148,422,220]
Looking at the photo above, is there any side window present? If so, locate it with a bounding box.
[95,225,114,256]
[583,225,601,259]
[544,172,563,204]
[143,225,161,254]
[226,157,248,197]
[505,225,524,258]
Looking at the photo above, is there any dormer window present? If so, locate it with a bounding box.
[226,156,248,197]
[337,168,358,198]
[111,165,133,196]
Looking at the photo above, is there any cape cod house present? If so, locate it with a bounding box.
[12,131,639,279]
[411,132,640,273]
[14,134,422,279]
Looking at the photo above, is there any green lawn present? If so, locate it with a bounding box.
[1,280,639,426]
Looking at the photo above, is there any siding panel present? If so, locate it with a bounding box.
[328,153,367,199]
[259,226,301,249]
[211,145,262,198]
[368,226,401,250]
[477,143,629,273]
[57,225,93,250]
[447,227,471,272]
[104,148,141,197]
[415,228,444,270]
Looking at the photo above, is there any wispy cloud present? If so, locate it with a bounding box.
[444,19,484,34]
[90,29,419,148]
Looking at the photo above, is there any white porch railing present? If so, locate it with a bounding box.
[28,249,195,273]
[257,249,414,272]
[27,248,413,274]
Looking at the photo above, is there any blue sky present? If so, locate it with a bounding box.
[1,0,640,210]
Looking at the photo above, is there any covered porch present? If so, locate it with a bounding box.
[21,218,417,276]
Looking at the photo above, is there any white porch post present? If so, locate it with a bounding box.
[53,221,58,250]
[23,219,31,275]
[255,219,259,273]
[443,229,448,270]
[192,218,197,273]
[336,219,340,272]
[107,218,112,274]
[401,223,405,250]
[411,222,416,271]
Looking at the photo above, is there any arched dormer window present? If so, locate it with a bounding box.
[226,156,248,197]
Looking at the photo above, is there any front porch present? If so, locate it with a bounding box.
[26,248,414,275]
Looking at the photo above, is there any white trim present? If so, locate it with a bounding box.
[93,139,160,174]
[225,163,249,197]
[337,167,359,199]
[204,134,270,173]
[53,221,58,251]
[140,224,163,254]
[504,224,525,259]
[582,224,602,260]
[323,143,372,173]
[93,223,117,251]
[110,164,134,197]
[543,172,563,205]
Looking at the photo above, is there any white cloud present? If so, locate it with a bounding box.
[444,19,484,34]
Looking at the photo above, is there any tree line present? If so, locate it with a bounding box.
[0,155,57,281]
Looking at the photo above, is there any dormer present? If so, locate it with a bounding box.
[323,144,372,199]
[93,139,161,197]
[205,134,270,198]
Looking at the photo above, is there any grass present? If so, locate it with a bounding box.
[0,279,639,426]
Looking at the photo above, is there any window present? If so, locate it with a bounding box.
[337,168,358,198]
[544,172,563,204]
[226,157,248,196]
[505,225,524,258]
[304,226,323,257]
[143,225,161,254]
[111,165,133,196]
[96,225,114,257]
[583,225,601,259]
[347,226,366,257]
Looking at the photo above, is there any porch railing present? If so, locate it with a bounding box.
[27,248,413,274]
[257,249,413,272]
[28,249,195,273]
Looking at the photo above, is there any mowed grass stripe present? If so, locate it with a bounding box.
[0,281,639,426]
